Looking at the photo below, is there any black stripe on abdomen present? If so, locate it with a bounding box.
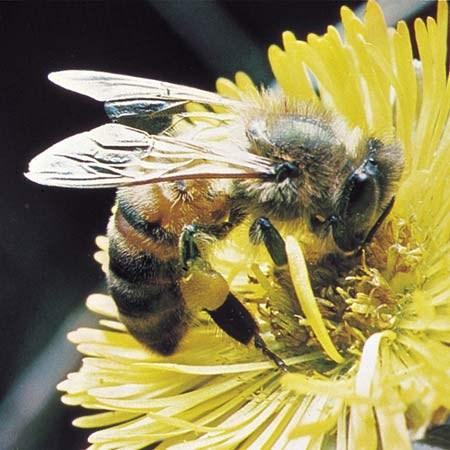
[109,240,180,284]
[108,271,182,317]
[117,197,178,245]
[107,235,182,316]
[107,238,188,355]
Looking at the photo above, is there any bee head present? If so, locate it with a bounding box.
[243,101,403,249]
[330,137,404,253]
[244,112,349,220]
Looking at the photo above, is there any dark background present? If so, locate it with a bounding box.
[0,1,440,449]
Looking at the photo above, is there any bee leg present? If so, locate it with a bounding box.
[254,334,289,372]
[179,224,202,269]
[179,224,288,371]
[249,218,289,370]
[209,293,288,372]
[207,293,257,347]
[181,205,247,244]
[179,224,257,342]
[249,217,287,266]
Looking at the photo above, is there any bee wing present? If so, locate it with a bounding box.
[25,124,272,188]
[48,70,238,107]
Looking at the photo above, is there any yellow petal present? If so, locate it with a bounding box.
[348,403,377,450]
[286,235,344,363]
[86,294,118,319]
[73,411,139,428]
[355,330,396,397]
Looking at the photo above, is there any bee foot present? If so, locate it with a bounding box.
[254,334,288,372]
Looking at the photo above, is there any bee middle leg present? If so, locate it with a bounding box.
[249,217,287,266]
[249,217,290,370]
[180,224,288,371]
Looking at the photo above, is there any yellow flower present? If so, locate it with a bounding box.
[58,1,450,449]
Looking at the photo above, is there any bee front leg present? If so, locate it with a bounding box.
[179,224,287,371]
[249,217,287,266]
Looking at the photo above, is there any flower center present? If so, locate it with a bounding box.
[257,217,423,357]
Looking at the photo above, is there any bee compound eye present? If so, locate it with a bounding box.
[344,172,375,218]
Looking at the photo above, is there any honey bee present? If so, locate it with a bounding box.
[26,71,403,369]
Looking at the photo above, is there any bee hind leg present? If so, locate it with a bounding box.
[179,224,257,343]
[209,293,288,372]
[179,223,288,371]
[249,217,287,266]
[254,334,288,372]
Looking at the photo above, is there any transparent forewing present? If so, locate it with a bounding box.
[48,70,239,106]
[25,124,272,188]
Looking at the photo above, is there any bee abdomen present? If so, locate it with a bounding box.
[109,271,188,355]
[109,243,180,284]
[124,307,188,356]
[108,228,188,355]
[117,197,178,245]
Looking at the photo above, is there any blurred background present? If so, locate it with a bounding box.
[0,1,444,449]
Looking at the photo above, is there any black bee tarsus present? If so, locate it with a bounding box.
[206,288,288,371]
[207,293,257,345]
[249,217,287,266]
[254,334,288,372]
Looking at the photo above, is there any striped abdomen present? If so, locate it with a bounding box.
[107,180,230,355]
